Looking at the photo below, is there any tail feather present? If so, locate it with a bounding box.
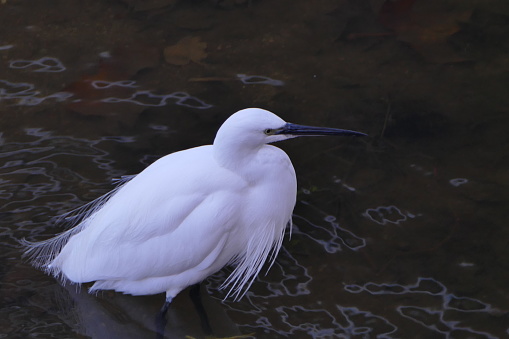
[20,175,135,279]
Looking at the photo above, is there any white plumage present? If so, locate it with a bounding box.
[23,108,365,305]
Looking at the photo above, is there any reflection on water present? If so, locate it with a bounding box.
[0,128,134,242]
[9,57,67,73]
[236,74,285,86]
[0,77,212,110]
[102,89,213,109]
[346,278,499,338]
[0,79,72,106]
[91,80,139,89]
[293,211,366,253]
[276,305,398,338]
[449,178,469,187]
[1,73,284,110]
[362,205,417,226]
[0,130,139,337]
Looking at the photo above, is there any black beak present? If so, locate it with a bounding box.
[276,123,367,137]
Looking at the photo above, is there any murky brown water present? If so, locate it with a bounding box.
[1,0,509,338]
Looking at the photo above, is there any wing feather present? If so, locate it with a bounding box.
[23,145,247,285]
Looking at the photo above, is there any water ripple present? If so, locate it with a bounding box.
[362,205,417,225]
[9,57,66,72]
[345,277,501,338]
[0,129,135,245]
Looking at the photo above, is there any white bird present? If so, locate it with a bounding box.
[23,108,365,334]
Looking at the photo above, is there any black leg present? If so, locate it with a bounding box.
[189,283,213,335]
[155,297,172,339]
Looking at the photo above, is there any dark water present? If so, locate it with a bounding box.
[1,0,509,338]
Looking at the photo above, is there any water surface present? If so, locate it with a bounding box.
[1,0,508,338]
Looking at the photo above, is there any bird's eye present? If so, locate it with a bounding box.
[264,129,273,135]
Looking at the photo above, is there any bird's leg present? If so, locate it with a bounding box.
[189,283,213,336]
[155,296,172,339]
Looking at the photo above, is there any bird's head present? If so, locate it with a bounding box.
[214,108,366,149]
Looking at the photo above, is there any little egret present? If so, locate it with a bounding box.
[23,108,366,334]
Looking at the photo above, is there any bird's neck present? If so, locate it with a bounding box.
[213,140,265,182]
[214,144,260,169]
